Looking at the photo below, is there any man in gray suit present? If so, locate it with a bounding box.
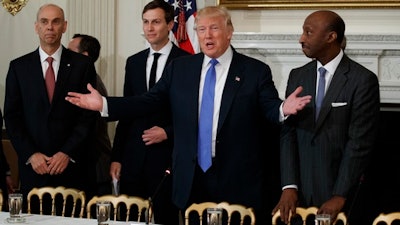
[272,10,380,224]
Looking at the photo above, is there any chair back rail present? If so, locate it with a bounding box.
[372,212,400,225]
[272,206,347,225]
[184,201,256,225]
[27,186,85,218]
[86,194,149,222]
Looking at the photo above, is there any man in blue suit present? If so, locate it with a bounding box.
[272,10,380,224]
[4,4,97,213]
[66,6,311,224]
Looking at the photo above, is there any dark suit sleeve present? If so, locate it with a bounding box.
[280,69,301,187]
[4,60,38,163]
[333,69,380,196]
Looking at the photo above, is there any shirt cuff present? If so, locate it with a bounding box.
[279,102,289,122]
[100,96,109,117]
[282,184,298,190]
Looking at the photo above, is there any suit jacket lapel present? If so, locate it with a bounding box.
[53,47,72,104]
[30,49,51,106]
[217,50,243,134]
[315,55,349,129]
[189,54,204,123]
[168,44,182,63]
[138,49,150,93]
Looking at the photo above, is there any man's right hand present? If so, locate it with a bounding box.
[110,162,121,181]
[272,188,298,224]
[65,83,103,111]
[29,152,51,175]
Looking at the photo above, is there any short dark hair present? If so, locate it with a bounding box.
[142,0,174,24]
[327,12,345,45]
[72,34,101,62]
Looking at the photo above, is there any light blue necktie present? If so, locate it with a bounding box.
[198,59,218,172]
[316,67,327,120]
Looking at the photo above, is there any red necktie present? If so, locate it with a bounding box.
[45,57,55,102]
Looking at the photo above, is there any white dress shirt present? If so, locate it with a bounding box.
[146,41,173,90]
[39,45,63,81]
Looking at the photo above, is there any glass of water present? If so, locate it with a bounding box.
[315,214,331,225]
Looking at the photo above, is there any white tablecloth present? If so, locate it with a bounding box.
[0,212,146,225]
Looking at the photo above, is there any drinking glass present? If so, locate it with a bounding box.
[96,201,111,225]
[207,208,222,225]
[7,193,25,223]
[315,214,331,225]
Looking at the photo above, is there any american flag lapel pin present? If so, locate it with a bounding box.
[235,76,240,82]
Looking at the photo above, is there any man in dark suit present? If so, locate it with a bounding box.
[4,3,97,213]
[109,1,189,224]
[66,6,311,224]
[68,33,112,198]
[272,10,380,224]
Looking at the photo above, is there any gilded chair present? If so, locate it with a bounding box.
[86,194,150,222]
[372,212,400,225]
[217,202,256,225]
[272,207,347,225]
[27,186,86,218]
[184,202,219,225]
[184,201,256,225]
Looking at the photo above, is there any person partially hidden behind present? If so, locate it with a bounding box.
[108,1,190,225]
[68,33,112,198]
[65,6,311,225]
[4,3,97,214]
[272,10,380,225]
[0,109,15,211]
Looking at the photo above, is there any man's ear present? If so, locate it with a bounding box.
[327,31,337,44]
[82,51,89,56]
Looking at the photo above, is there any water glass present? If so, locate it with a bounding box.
[7,193,25,223]
[315,214,331,225]
[96,201,111,225]
[207,208,222,225]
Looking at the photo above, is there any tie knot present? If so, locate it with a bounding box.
[210,58,218,66]
[46,57,54,64]
[319,67,327,77]
[153,53,161,60]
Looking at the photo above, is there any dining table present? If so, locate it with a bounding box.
[0,212,150,225]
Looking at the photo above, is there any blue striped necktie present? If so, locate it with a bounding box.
[316,67,327,120]
[198,59,218,172]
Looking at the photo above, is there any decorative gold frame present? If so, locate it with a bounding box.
[2,0,28,16]
[218,0,400,9]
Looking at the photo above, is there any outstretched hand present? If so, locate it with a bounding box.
[282,86,312,116]
[65,83,103,111]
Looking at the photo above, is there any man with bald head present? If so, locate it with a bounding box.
[4,3,97,213]
[272,10,380,224]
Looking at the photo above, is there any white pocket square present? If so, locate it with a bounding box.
[331,102,347,107]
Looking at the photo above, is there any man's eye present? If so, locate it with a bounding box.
[211,26,219,31]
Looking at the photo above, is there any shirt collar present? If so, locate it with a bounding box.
[39,45,63,63]
[150,41,173,57]
[203,45,233,67]
[317,49,344,75]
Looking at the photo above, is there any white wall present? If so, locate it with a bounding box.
[0,0,399,116]
[229,9,400,35]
